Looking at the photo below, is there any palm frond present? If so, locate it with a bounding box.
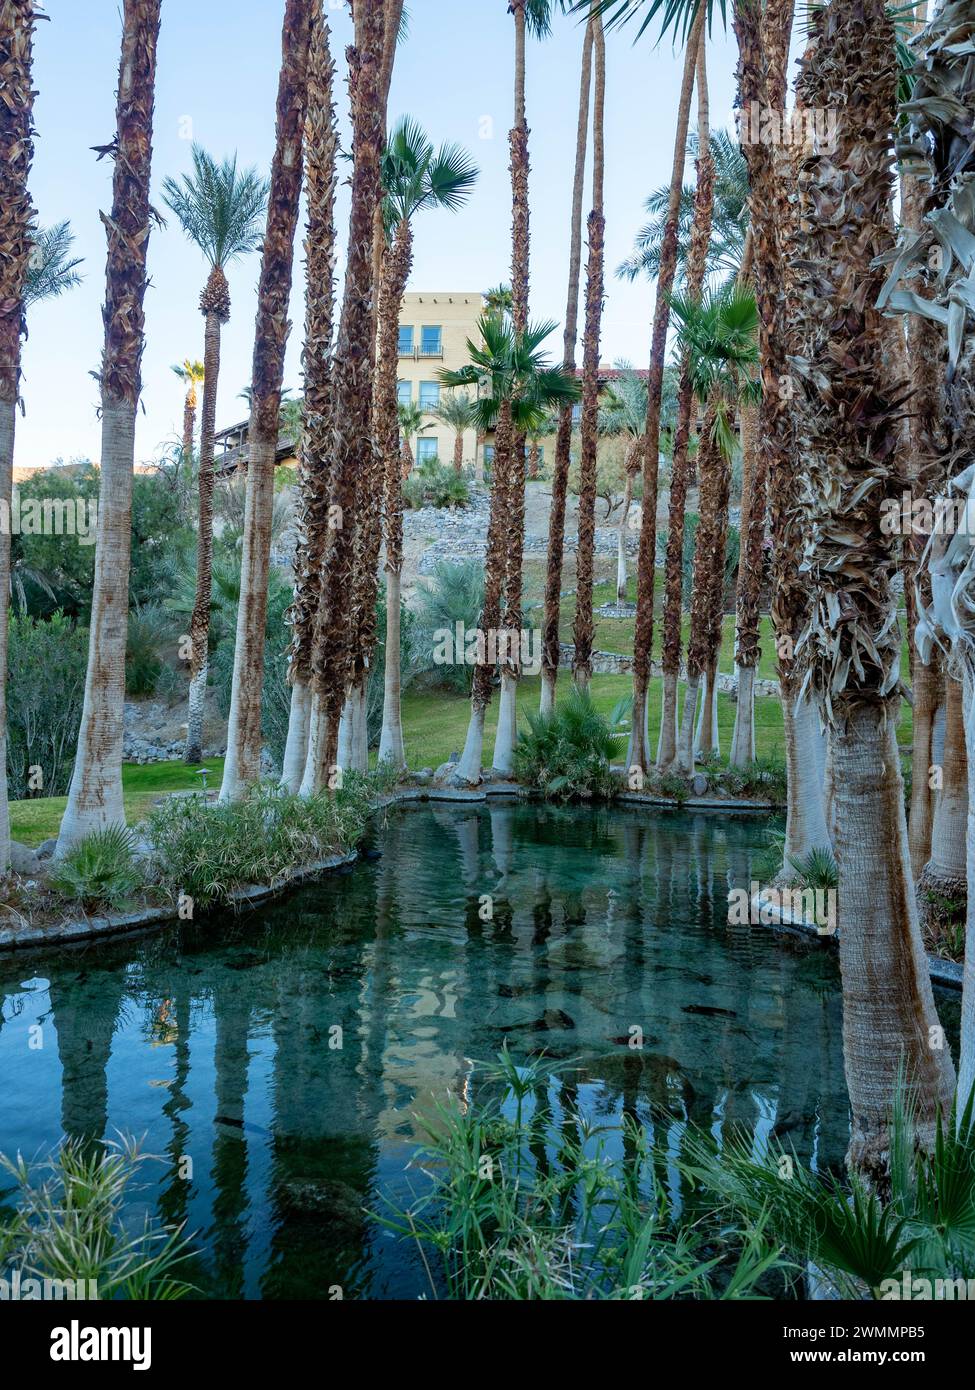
[23,221,83,308]
[161,145,269,269]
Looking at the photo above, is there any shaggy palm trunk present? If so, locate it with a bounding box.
[628,3,706,772]
[453,430,464,472]
[181,383,197,461]
[377,219,414,771]
[185,285,226,764]
[615,454,636,602]
[962,672,975,1104]
[0,0,36,873]
[492,0,534,773]
[539,19,593,716]
[794,0,954,1180]
[908,648,943,876]
[917,673,968,933]
[677,404,724,771]
[281,14,338,793]
[657,37,713,769]
[729,398,760,765]
[220,0,314,802]
[57,0,160,854]
[570,8,606,698]
[301,0,387,795]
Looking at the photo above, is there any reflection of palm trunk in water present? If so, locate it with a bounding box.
[49,970,125,1147]
[159,979,193,1231]
[210,977,252,1298]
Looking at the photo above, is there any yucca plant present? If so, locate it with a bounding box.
[514,689,624,800]
[47,826,142,911]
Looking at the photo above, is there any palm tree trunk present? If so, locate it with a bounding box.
[658,34,713,769]
[220,0,314,802]
[615,455,636,602]
[377,218,415,771]
[181,384,197,461]
[185,292,224,764]
[0,0,36,873]
[677,402,722,771]
[539,17,593,716]
[281,12,338,792]
[908,653,943,875]
[301,0,387,795]
[628,2,706,772]
[729,397,760,765]
[571,6,606,698]
[794,0,954,1179]
[453,429,464,472]
[917,672,968,935]
[56,0,161,854]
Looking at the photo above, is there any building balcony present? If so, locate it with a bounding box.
[398,347,444,361]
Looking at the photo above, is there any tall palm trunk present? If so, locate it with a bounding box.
[908,654,943,875]
[615,440,639,601]
[794,0,954,1181]
[56,0,161,854]
[729,396,760,764]
[694,407,732,760]
[185,270,229,764]
[219,0,314,802]
[377,218,415,769]
[281,13,338,793]
[0,0,36,874]
[570,6,606,698]
[657,38,713,768]
[628,2,706,772]
[452,429,464,472]
[492,0,533,774]
[301,0,387,795]
[539,17,593,715]
[917,672,968,935]
[676,403,724,771]
[181,382,197,460]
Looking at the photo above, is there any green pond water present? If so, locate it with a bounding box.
[0,802,960,1298]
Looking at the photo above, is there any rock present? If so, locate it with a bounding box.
[433,759,458,783]
[691,772,709,797]
[413,769,433,785]
[9,841,41,875]
[36,839,57,861]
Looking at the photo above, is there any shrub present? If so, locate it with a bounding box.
[654,769,691,806]
[411,559,485,693]
[125,603,173,695]
[721,754,787,803]
[146,782,370,909]
[1,1136,197,1300]
[788,846,838,890]
[514,690,623,800]
[403,458,470,510]
[6,611,87,799]
[47,826,143,910]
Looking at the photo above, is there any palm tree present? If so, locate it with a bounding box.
[0,0,37,874]
[171,359,205,462]
[280,10,339,794]
[219,0,315,802]
[163,146,269,766]
[669,285,758,771]
[397,398,430,475]
[56,0,162,854]
[24,220,83,308]
[441,314,580,783]
[617,128,748,289]
[791,0,955,1180]
[300,0,390,795]
[432,389,474,472]
[657,35,716,767]
[598,366,647,603]
[570,2,606,696]
[483,282,513,316]
[345,116,477,772]
[539,13,594,714]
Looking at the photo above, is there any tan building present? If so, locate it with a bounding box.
[396,291,484,468]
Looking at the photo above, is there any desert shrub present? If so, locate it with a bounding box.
[146,782,370,909]
[0,1136,197,1300]
[514,690,623,800]
[6,611,87,799]
[721,754,787,803]
[654,769,691,806]
[411,559,486,693]
[125,603,173,695]
[47,826,143,910]
[403,458,470,509]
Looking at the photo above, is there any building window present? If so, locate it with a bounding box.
[398,325,414,355]
[397,380,411,405]
[419,380,440,410]
[420,325,442,356]
[417,437,439,463]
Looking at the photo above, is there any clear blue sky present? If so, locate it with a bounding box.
[20,0,742,469]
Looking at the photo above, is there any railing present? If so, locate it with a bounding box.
[398,346,444,360]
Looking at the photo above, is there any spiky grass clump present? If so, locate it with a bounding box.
[47,826,142,910]
[514,689,624,801]
[1,1136,197,1300]
[146,781,370,909]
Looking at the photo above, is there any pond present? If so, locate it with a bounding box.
[0,802,960,1299]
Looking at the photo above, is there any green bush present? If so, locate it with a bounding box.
[47,826,143,910]
[6,611,88,799]
[125,603,173,695]
[403,458,470,510]
[412,559,485,693]
[721,754,787,803]
[146,782,370,909]
[514,690,623,801]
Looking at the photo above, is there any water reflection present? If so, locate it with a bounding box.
[0,803,958,1299]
